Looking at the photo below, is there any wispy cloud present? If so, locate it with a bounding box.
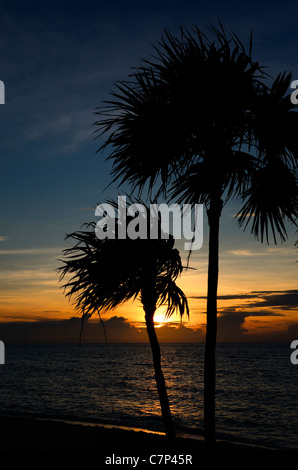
[191,289,298,312]
[23,109,93,154]
[247,290,298,310]
[227,249,262,257]
[226,247,295,257]
[0,247,62,255]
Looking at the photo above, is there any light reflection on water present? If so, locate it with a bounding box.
[0,342,297,449]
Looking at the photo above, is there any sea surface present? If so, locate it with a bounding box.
[0,342,297,449]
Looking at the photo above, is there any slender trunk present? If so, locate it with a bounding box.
[145,309,176,444]
[204,197,223,449]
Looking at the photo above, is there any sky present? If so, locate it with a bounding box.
[0,0,297,344]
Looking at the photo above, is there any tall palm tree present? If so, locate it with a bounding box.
[94,24,298,447]
[58,203,189,443]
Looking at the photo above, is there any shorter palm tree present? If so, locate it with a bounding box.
[58,203,189,443]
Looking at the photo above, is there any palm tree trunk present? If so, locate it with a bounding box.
[204,197,223,449]
[145,309,176,444]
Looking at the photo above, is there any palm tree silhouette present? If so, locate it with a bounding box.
[94,24,298,447]
[58,202,189,443]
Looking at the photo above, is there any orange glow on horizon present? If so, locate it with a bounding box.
[0,238,297,343]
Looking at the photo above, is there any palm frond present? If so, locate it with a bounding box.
[94,22,265,198]
[237,160,298,243]
[58,200,190,322]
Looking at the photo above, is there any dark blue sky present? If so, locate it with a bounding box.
[1,0,298,250]
[0,0,297,333]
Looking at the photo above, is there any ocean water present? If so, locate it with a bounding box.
[0,342,297,449]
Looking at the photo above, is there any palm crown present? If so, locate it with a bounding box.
[95,24,298,242]
[58,222,189,320]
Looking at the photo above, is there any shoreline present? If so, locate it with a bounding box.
[0,412,284,452]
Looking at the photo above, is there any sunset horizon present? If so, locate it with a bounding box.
[0,0,298,454]
[1,213,297,344]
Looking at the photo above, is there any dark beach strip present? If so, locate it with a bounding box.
[0,413,281,454]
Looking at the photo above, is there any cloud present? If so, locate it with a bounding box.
[99,317,205,343]
[23,109,93,154]
[191,290,298,341]
[0,317,83,344]
[227,249,263,256]
[217,307,285,342]
[0,316,145,344]
[0,7,160,159]
[225,247,295,257]
[245,290,298,311]
[1,305,295,343]
[191,290,298,311]
[0,315,205,344]
[0,247,62,255]
[217,308,248,341]
[101,316,147,343]
[154,322,205,342]
[191,293,255,301]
